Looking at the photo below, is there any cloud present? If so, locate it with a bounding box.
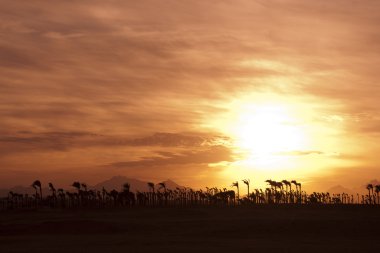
[276,150,324,156]
[0,131,230,155]
[108,145,234,168]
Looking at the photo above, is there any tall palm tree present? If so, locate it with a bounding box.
[367,184,374,204]
[281,180,290,193]
[281,180,291,203]
[242,179,250,200]
[375,185,380,204]
[291,180,298,193]
[297,182,302,202]
[147,182,155,205]
[231,181,239,200]
[32,180,42,199]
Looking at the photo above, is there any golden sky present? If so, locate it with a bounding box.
[1,0,380,192]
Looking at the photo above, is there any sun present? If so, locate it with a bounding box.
[233,104,306,156]
[205,97,314,172]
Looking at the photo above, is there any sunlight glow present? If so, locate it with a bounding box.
[233,104,306,156]
[207,96,314,172]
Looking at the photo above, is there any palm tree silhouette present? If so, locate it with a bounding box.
[148,182,155,193]
[147,182,155,205]
[48,182,56,206]
[72,181,81,193]
[158,182,166,192]
[123,183,130,193]
[375,185,380,204]
[81,183,88,192]
[231,181,239,200]
[48,183,56,196]
[366,184,374,204]
[242,179,250,201]
[32,180,42,199]
[291,180,298,192]
[281,180,291,203]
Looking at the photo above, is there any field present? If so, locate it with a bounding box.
[1,205,379,253]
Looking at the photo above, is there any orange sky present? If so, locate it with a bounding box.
[1,0,380,192]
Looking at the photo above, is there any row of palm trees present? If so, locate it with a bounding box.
[1,179,380,210]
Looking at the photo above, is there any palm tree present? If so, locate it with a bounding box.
[81,183,88,192]
[231,181,239,200]
[281,180,290,193]
[158,182,166,192]
[291,180,298,193]
[281,180,291,203]
[32,180,42,199]
[367,184,374,204]
[375,185,380,204]
[123,183,130,193]
[147,182,155,205]
[148,182,155,192]
[48,183,56,197]
[265,179,274,190]
[158,182,168,205]
[242,179,250,200]
[297,182,302,203]
[72,181,81,193]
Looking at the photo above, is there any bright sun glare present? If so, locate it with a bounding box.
[225,102,309,171]
[235,104,306,155]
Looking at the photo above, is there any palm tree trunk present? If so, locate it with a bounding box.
[247,184,249,201]
[368,189,372,204]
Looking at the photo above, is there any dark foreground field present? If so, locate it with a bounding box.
[1,205,379,253]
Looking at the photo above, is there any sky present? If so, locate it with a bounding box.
[1,0,380,192]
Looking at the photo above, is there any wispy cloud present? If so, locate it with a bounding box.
[108,145,235,168]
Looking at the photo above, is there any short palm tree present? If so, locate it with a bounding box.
[72,181,81,193]
[147,182,155,193]
[81,183,88,192]
[158,182,166,192]
[123,183,130,193]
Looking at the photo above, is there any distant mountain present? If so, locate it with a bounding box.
[163,179,184,190]
[327,185,353,194]
[92,176,149,192]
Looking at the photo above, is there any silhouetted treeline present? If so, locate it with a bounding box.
[1,179,379,211]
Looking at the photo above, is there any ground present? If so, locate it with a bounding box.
[1,205,379,253]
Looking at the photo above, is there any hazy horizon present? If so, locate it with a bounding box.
[1,1,380,192]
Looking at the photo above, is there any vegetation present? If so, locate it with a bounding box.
[2,179,380,210]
